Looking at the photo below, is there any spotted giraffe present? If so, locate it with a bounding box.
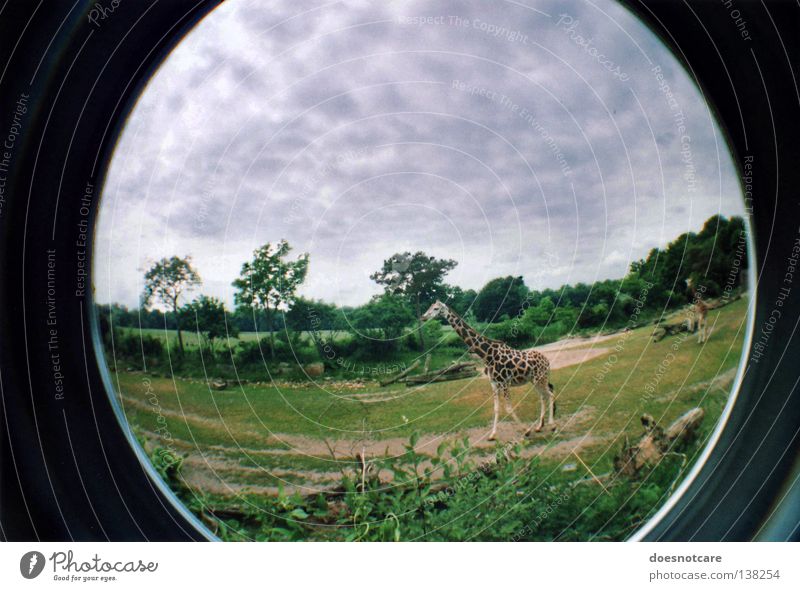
[421,300,556,440]
[686,277,709,343]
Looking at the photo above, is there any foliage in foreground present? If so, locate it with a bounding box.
[153,434,687,542]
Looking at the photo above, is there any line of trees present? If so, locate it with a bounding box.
[100,214,747,359]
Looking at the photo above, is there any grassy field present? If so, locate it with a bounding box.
[112,297,748,506]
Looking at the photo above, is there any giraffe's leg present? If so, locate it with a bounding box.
[526,382,547,435]
[488,382,501,441]
[536,385,546,432]
[546,381,556,429]
[503,388,521,424]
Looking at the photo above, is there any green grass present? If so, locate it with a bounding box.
[114,298,747,475]
[110,298,749,539]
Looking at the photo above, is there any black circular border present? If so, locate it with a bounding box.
[0,0,798,541]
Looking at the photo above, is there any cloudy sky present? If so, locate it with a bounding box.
[95,0,745,309]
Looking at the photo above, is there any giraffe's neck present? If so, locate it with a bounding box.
[441,306,494,358]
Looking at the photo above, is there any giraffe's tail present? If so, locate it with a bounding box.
[549,382,556,416]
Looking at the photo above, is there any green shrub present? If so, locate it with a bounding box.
[234,336,318,366]
[167,432,690,541]
[440,329,466,348]
[404,321,445,350]
[345,328,401,361]
[113,330,164,364]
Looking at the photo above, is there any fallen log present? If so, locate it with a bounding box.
[707,293,742,310]
[210,378,228,391]
[652,320,692,342]
[379,359,421,387]
[405,369,480,386]
[384,360,479,387]
[665,407,704,443]
[428,361,476,375]
[614,408,705,477]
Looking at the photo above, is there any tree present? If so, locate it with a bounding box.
[474,276,529,322]
[285,298,338,332]
[181,296,238,355]
[352,294,415,341]
[524,295,555,326]
[141,255,201,353]
[232,240,309,360]
[370,251,457,351]
[445,285,478,316]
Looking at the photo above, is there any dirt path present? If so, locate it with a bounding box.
[538,332,621,351]
[256,402,599,460]
[145,403,609,497]
[177,428,610,497]
[546,346,610,370]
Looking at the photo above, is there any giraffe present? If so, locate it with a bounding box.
[686,277,709,343]
[420,300,555,440]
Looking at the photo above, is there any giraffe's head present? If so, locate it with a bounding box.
[421,300,448,321]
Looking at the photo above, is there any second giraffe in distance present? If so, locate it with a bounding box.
[421,300,556,440]
[686,277,709,343]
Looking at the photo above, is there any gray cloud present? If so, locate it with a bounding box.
[95,0,745,309]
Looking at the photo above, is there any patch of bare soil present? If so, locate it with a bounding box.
[178,470,276,496]
[538,332,621,352]
[177,451,359,497]
[158,403,602,463]
[545,346,611,370]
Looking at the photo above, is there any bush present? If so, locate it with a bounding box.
[484,318,531,347]
[343,328,401,361]
[532,323,567,346]
[331,436,684,541]
[176,435,685,541]
[404,321,445,350]
[234,335,318,366]
[113,330,164,361]
[159,416,701,541]
[440,329,466,348]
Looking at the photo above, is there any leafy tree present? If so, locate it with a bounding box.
[285,298,339,332]
[474,276,529,322]
[141,255,201,353]
[445,285,478,316]
[182,295,238,354]
[580,302,610,328]
[370,251,457,351]
[553,304,578,331]
[352,294,415,341]
[523,296,555,326]
[232,240,309,360]
[624,216,748,304]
